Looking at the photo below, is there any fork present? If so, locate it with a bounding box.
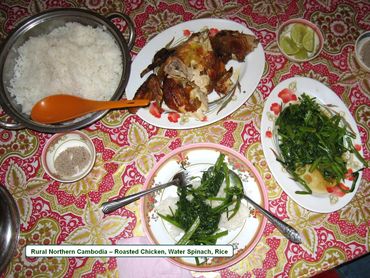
[101,171,189,214]
[229,169,302,244]
[208,79,240,113]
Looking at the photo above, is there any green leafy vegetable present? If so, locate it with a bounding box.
[275,93,367,195]
[158,154,243,264]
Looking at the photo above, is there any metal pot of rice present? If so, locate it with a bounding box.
[0,8,135,133]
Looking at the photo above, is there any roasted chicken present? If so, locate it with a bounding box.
[130,29,258,119]
[128,74,162,114]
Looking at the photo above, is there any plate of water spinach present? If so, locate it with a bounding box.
[261,77,367,213]
[140,143,268,271]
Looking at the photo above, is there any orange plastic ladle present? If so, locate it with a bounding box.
[30,94,150,124]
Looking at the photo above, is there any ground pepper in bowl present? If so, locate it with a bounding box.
[54,146,91,178]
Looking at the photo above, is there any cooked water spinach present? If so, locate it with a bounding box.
[275,93,367,195]
[158,154,243,253]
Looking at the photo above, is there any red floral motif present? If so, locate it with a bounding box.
[167,112,180,122]
[0,130,13,142]
[240,121,261,154]
[270,102,281,115]
[149,102,163,118]
[278,88,297,103]
[183,29,191,36]
[354,144,362,151]
[0,1,368,277]
[176,152,188,163]
[219,121,237,148]
[328,213,368,237]
[312,5,360,52]
[266,130,273,138]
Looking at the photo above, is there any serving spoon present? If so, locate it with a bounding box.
[229,170,302,244]
[30,94,150,124]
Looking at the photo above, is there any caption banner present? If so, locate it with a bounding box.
[26,245,234,257]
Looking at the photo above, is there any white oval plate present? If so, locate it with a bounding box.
[261,77,364,213]
[140,143,267,271]
[126,18,265,129]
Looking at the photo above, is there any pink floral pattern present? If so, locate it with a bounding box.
[0,1,368,278]
[278,88,297,103]
[270,102,281,115]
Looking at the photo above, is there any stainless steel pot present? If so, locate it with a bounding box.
[0,185,20,274]
[0,8,135,133]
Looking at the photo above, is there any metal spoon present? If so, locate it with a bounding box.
[101,171,189,214]
[30,94,150,124]
[229,170,302,244]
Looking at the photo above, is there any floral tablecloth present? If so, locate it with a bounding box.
[0,0,369,277]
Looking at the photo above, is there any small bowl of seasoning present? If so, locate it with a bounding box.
[277,18,323,62]
[355,31,370,72]
[41,131,96,183]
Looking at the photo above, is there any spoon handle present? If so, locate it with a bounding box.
[243,194,302,244]
[97,99,150,110]
[101,180,178,214]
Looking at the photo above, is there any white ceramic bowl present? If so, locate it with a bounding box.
[355,31,370,72]
[41,130,96,183]
[277,18,323,62]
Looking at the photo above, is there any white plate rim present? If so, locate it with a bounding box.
[261,76,363,213]
[126,18,265,129]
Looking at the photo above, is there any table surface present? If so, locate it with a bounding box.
[0,1,369,277]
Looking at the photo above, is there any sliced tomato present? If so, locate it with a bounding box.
[338,183,350,191]
[149,102,163,118]
[345,169,354,181]
[209,28,219,37]
[326,185,346,197]
[168,112,180,123]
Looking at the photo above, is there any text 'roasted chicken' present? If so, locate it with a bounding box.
[130,28,259,120]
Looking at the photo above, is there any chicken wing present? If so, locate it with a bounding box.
[128,74,163,114]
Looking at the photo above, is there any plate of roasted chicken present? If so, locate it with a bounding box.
[126,18,265,129]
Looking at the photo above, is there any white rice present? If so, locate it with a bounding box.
[8,22,123,114]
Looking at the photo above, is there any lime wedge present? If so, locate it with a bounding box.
[294,48,309,60]
[291,23,307,45]
[302,28,315,52]
[280,36,299,55]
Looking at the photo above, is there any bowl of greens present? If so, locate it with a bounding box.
[261,77,367,213]
[140,143,268,271]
